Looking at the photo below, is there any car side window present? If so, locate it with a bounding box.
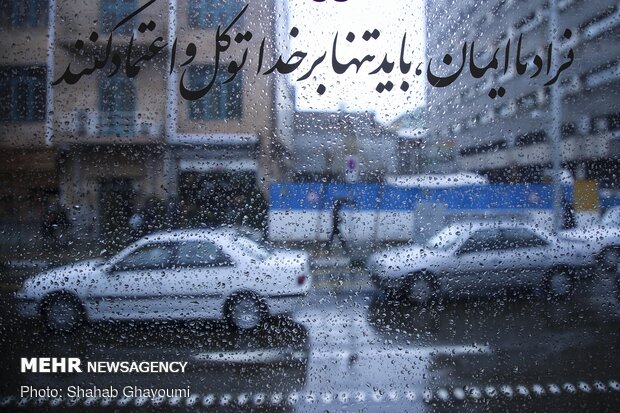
[457,229,501,255]
[175,241,234,267]
[115,244,174,271]
[501,228,548,249]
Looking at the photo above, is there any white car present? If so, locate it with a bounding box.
[368,221,592,303]
[560,206,620,272]
[16,229,311,332]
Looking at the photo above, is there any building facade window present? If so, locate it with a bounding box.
[517,92,538,111]
[515,130,547,146]
[460,140,507,156]
[188,0,244,29]
[561,122,577,139]
[0,66,46,122]
[101,0,137,34]
[98,76,136,136]
[187,65,243,120]
[592,112,620,133]
[0,0,48,28]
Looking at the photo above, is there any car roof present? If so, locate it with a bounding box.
[604,206,620,215]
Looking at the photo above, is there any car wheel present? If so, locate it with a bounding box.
[226,293,266,331]
[407,272,437,305]
[545,270,573,300]
[41,293,85,333]
[599,247,620,273]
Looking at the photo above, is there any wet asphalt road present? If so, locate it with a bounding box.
[1,272,619,412]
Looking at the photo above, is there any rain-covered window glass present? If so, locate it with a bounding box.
[2,0,620,411]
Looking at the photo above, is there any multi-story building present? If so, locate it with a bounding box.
[424,0,620,189]
[0,0,55,244]
[1,0,284,246]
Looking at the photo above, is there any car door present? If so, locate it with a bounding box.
[452,228,511,294]
[89,243,176,319]
[165,239,237,319]
[499,228,550,287]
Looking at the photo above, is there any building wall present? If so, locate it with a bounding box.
[1,0,281,243]
[425,0,620,187]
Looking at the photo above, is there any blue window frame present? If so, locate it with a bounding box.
[100,0,137,34]
[188,65,243,120]
[99,76,136,136]
[0,0,48,28]
[188,0,244,29]
[0,66,46,122]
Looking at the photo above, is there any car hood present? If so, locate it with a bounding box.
[18,259,105,298]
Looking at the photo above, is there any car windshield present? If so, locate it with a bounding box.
[602,208,620,227]
[425,225,465,250]
[233,237,272,260]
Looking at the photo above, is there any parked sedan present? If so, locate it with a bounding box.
[560,206,620,272]
[368,221,592,303]
[16,229,311,332]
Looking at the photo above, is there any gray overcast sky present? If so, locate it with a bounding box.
[287,0,426,123]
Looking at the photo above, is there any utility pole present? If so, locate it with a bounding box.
[45,0,56,146]
[549,0,563,232]
[165,0,178,196]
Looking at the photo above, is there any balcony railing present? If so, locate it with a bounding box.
[98,112,136,137]
[57,110,162,140]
